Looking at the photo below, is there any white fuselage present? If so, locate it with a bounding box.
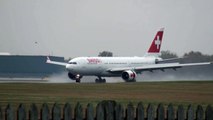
[66,57,156,77]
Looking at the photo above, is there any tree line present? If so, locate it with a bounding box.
[160,50,213,62]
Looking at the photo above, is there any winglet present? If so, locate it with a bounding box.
[46,56,51,63]
[46,56,67,66]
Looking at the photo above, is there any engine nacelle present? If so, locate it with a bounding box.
[121,70,137,82]
[68,72,83,81]
[68,72,76,80]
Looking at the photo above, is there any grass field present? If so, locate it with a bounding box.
[0,81,213,109]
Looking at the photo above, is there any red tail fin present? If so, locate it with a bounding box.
[148,28,164,53]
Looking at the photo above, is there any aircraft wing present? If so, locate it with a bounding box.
[108,62,212,73]
[46,57,67,66]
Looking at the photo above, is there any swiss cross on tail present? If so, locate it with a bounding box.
[148,28,164,53]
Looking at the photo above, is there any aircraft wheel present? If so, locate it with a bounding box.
[95,79,101,83]
[125,79,136,82]
[95,78,106,83]
[76,79,81,83]
[102,79,106,83]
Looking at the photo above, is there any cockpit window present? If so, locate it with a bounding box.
[69,62,77,64]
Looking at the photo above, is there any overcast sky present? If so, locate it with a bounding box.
[0,0,213,58]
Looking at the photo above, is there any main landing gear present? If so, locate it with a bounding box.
[95,76,106,83]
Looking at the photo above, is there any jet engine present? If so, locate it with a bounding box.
[68,72,76,80]
[121,70,137,82]
[68,72,82,79]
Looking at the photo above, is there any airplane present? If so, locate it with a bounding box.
[46,28,212,83]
